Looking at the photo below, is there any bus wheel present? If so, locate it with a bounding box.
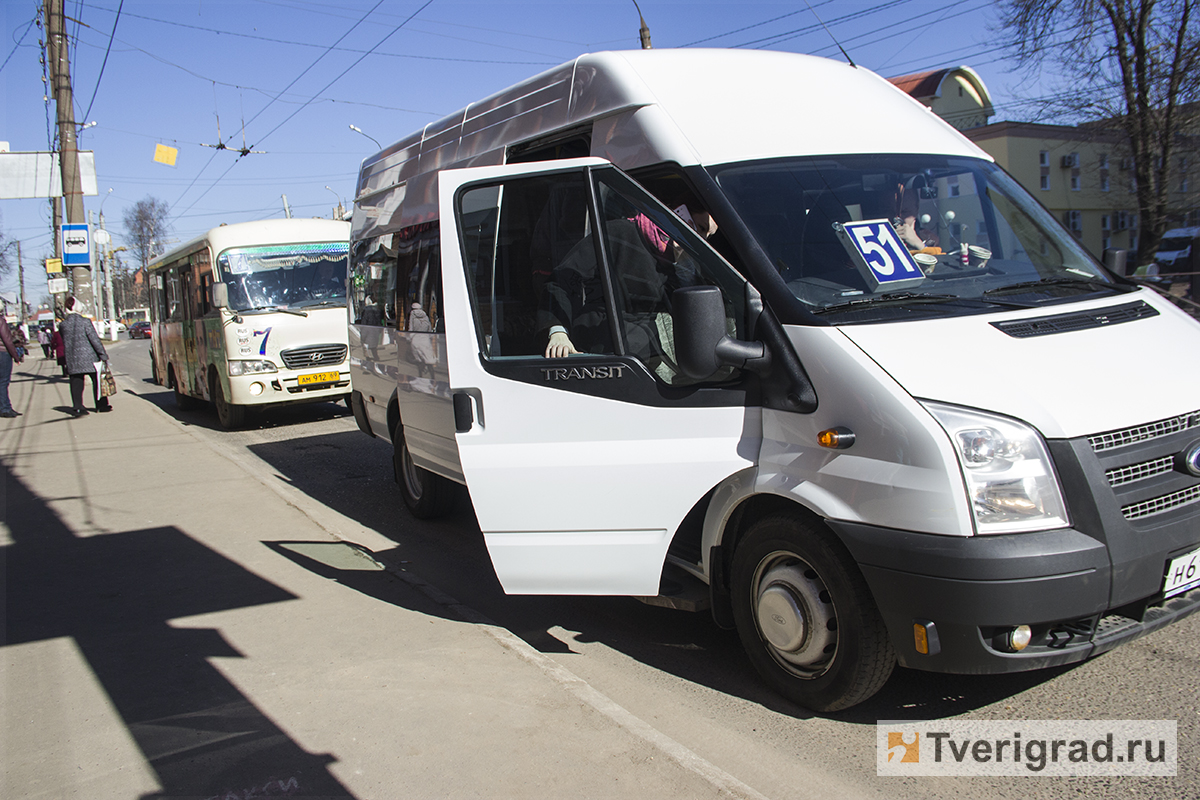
[731,511,895,713]
[210,372,245,429]
[392,424,456,519]
[169,366,198,411]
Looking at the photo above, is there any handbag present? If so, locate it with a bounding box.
[99,363,117,398]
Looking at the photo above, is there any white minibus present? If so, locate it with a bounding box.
[348,49,1200,711]
[149,218,351,428]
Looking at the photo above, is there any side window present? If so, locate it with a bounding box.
[394,222,443,332]
[459,173,600,358]
[458,168,748,386]
[349,236,396,326]
[167,265,184,322]
[593,171,746,385]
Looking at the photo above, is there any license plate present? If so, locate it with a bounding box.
[1163,546,1200,599]
[298,371,340,386]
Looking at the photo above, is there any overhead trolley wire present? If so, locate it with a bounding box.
[80,0,123,124]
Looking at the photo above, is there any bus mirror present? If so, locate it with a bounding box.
[211,282,229,309]
[673,285,770,380]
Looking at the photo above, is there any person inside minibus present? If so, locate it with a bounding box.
[542,204,717,359]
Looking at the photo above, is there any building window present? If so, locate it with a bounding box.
[1101,174,1110,191]
[1041,174,1051,190]
[948,174,961,197]
[1071,173,1081,191]
[1039,151,1049,167]
[1102,235,1111,251]
[1098,153,1108,169]
[1063,210,1082,236]
[1101,214,1111,230]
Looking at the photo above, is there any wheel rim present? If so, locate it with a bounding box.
[751,550,838,679]
[399,440,424,501]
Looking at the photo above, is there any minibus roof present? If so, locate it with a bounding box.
[358,48,989,188]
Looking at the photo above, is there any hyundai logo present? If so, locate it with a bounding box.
[309,352,323,364]
[1179,442,1200,478]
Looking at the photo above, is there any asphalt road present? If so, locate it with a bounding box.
[105,337,1200,800]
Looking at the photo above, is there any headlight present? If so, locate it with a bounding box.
[228,359,277,376]
[924,401,1069,535]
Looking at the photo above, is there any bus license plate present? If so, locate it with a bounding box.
[298,371,340,386]
[1163,546,1200,599]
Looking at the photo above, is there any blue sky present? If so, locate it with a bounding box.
[2,0,1034,301]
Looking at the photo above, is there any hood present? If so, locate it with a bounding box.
[836,289,1200,439]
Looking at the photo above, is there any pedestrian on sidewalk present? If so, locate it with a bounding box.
[60,297,112,417]
[51,322,67,376]
[37,326,51,359]
[0,316,25,418]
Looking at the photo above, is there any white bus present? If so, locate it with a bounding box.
[149,218,352,428]
[348,49,1200,711]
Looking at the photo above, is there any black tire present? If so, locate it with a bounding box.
[731,510,895,713]
[392,423,456,519]
[169,366,199,411]
[210,371,245,429]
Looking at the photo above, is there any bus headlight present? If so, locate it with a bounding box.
[228,359,278,376]
[923,401,1069,535]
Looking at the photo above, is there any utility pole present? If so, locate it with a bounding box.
[45,0,93,316]
[17,241,26,326]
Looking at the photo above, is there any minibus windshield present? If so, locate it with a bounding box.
[714,155,1127,318]
[218,241,349,311]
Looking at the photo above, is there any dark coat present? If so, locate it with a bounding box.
[59,313,109,375]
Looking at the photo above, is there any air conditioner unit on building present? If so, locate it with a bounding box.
[1061,154,1080,169]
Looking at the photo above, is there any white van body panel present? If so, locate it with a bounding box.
[437,162,758,595]
[839,289,1200,439]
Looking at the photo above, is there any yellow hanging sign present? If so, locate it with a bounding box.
[154,143,178,167]
[45,257,63,274]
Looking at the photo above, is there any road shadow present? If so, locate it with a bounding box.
[1,463,356,799]
[121,378,352,434]
[246,429,1068,721]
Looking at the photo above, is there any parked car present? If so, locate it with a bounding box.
[129,321,152,339]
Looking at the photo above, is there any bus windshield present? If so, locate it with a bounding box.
[713,155,1130,320]
[217,241,349,311]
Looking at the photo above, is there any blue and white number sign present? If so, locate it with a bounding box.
[836,219,925,291]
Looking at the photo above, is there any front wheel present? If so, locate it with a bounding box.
[211,372,245,429]
[392,423,456,519]
[731,511,895,713]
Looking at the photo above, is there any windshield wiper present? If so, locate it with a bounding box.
[238,305,309,317]
[815,291,961,314]
[982,276,1127,298]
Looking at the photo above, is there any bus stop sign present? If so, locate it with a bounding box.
[62,223,91,268]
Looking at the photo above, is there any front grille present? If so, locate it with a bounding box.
[1122,485,1200,521]
[1106,456,1176,487]
[1088,409,1200,452]
[280,343,347,370]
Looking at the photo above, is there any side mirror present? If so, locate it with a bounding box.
[1103,248,1128,277]
[673,285,770,380]
[211,282,229,309]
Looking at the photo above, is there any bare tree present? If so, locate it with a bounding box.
[122,196,172,270]
[996,0,1199,263]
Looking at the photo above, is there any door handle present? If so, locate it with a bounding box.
[453,391,475,432]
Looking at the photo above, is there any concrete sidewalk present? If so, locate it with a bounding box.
[0,354,763,800]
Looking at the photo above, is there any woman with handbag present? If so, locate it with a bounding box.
[59,296,112,416]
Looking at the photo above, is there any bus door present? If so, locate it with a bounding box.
[437,159,759,595]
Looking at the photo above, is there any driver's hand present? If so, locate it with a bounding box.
[545,330,579,358]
